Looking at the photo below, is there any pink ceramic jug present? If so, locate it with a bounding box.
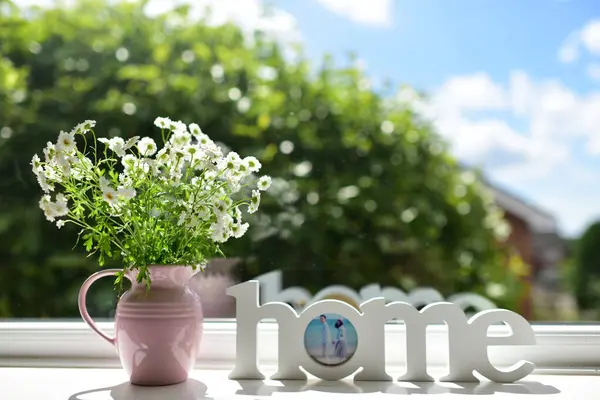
[78,265,203,386]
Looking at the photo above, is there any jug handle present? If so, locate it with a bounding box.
[78,268,124,346]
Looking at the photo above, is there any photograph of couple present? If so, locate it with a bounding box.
[303,313,358,366]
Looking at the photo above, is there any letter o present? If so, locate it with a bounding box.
[297,300,365,380]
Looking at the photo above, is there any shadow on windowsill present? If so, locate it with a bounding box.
[233,379,560,396]
[68,378,212,400]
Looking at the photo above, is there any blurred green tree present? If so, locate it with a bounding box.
[573,222,600,311]
[0,0,523,318]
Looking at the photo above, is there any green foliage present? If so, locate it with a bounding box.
[559,237,578,294]
[574,222,600,310]
[0,0,522,317]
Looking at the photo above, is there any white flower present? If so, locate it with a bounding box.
[99,137,126,157]
[118,173,133,188]
[74,120,96,133]
[213,199,228,216]
[170,120,188,133]
[102,187,118,206]
[59,163,71,178]
[117,186,136,200]
[43,142,56,163]
[222,151,241,171]
[36,171,52,193]
[56,220,65,229]
[99,177,119,205]
[183,144,202,163]
[248,189,260,214]
[31,154,43,175]
[44,164,60,180]
[99,176,112,192]
[39,193,69,221]
[227,178,241,193]
[137,137,157,156]
[39,195,55,221]
[244,156,261,173]
[230,221,249,238]
[186,215,200,229]
[257,175,271,191]
[220,213,234,227]
[204,171,217,182]
[71,169,83,181]
[124,136,140,150]
[230,209,249,238]
[195,132,213,147]
[211,223,229,243]
[139,160,151,174]
[203,144,223,164]
[56,130,76,153]
[167,168,183,183]
[236,160,249,176]
[142,158,160,176]
[108,137,126,157]
[178,211,187,226]
[188,123,202,136]
[55,152,71,167]
[226,151,241,164]
[170,130,191,148]
[55,193,68,207]
[72,157,93,180]
[196,205,209,219]
[154,117,171,129]
[169,148,186,168]
[55,153,74,176]
[210,220,224,237]
[155,148,170,166]
[121,154,137,172]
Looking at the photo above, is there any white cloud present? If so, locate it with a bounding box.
[581,19,600,55]
[558,19,600,63]
[587,63,600,81]
[315,0,393,27]
[406,70,600,235]
[513,164,600,236]
[146,0,301,45]
[18,0,301,45]
[15,0,76,7]
[434,73,507,111]
[557,32,581,64]
[413,71,600,183]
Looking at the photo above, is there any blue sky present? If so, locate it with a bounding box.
[23,0,600,237]
[268,0,600,237]
[278,0,594,89]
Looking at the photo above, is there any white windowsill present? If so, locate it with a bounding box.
[1,321,600,370]
[2,322,600,398]
[1,367,600,399]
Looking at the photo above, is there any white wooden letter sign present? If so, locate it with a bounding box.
[227,280,536,383]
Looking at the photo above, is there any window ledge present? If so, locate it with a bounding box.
[1,367,600,399]
[1,321,600,371]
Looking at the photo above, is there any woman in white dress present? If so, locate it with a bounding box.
[333,319,347,362]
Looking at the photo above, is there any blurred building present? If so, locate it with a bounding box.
[489,186,570,319]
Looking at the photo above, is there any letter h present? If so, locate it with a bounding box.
[227,281,305,380]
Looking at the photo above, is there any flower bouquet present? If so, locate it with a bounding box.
[31,117,271,385]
